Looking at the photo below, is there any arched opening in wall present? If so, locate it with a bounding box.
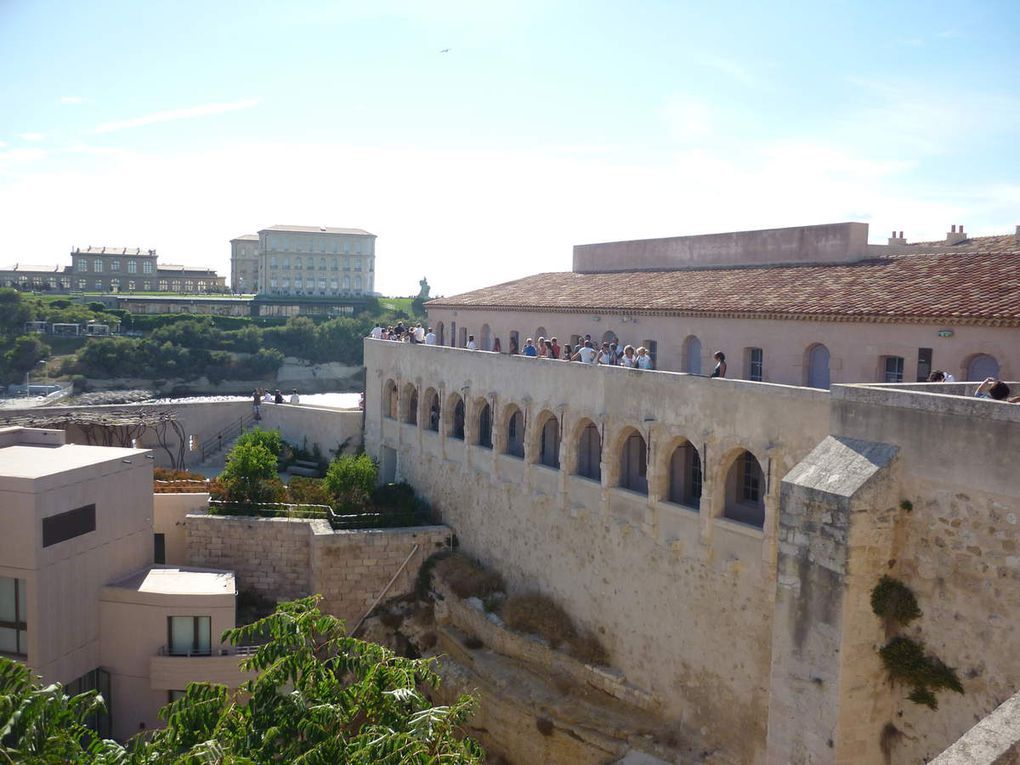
[667,441,702,509]
[435,322,445,346]
[723,450,765,528]
[618,428,647,495]
[509,331,520,355]
[480,324,493,351]
[966,353,999,381]
[535,327,548,343]
[447,394,465,440]
[424,388,440,432]
[476,400,492,448]
[806,343,830,389]
[505,406,525,458]
[538,413,560,469]
[602,330,618,346]
[382,379,398,420]
[404,385,418,426]
[575,420,602,482]
[682,335,702,374]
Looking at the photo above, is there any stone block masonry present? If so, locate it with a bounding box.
[185,513,451,626]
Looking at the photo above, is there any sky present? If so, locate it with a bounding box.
[1,0,1018,297]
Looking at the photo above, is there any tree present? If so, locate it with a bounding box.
[2,334,50,385]
[324,453,378,512]
[216,439,285,507]
[0,598,483,763]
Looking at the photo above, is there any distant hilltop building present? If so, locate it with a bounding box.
[0,246,226,294]
[426,221,1020,385]
[230,225,376,297]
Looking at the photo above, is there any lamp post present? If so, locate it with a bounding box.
[25,359,47,398]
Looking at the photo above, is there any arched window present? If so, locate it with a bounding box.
[602,330,618,346]
[535,326,547,342]
[448,395,465,440]
[405,386,418,426]
[806,344,830,389]
[618,430,647,495]
[480,323,493,351]
[667,441,702,509]
[539,416,560,469]
[477,401,492,448]
[576,421,601,482]
[425,389,440,432]
[505,407,525,458]
[683,336,702,374]
[967,354,999,381]
[383,380,398,419]
[723,451,765,528]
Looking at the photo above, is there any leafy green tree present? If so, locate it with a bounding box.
[216,439,285,506]
[324,453,378,512]
[2,335,50,385]
[0,658,122,762]
[0,288,32,338]
[234,427,284,458]
[0,598,482,763]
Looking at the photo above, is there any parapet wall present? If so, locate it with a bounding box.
[572,221,871,273]
[185,513,451,625]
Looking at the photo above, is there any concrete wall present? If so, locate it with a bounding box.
[364,339,1020,765]
[572,222,871,272]
[185,513,451,626]
[153,493,208,565]
[259,403,362,458]
[424,307,1018,385]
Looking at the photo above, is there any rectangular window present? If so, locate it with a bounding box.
[154,533,166,564]
[884,356,904,383]
[143,281,152,290]
[746,347,764,382]
[78,279,87,289]
[167,616,211,656]
[127,260,137,273]
[143,261,154,274]
[168,689,186,703]
[0,576,27,656]
[742,454,761,502]
[128,280,135,290]
[158,279,169,291]
[42,504,96,547]
[77,259,87,272]
[171,280,181,291]
[94,280,103,290]
[110,260,120,271]
[93,259,103,273]
[917,348,933,382]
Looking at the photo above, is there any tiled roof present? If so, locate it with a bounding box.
[428,243,1020,325]
[260,225,374,236]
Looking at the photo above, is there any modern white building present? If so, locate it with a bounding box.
[0,426,245,740]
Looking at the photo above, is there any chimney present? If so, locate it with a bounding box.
[946,224,967,245]
[888,230,907,246]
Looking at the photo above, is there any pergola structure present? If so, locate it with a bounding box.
[0,408,187,469]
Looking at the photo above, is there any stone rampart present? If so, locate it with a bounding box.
[184,513,451,625]
[364,339,1020,765]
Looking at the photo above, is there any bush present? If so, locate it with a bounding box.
[879,636,964,710]
[323,453,378,511]
[566,630,609,666]
[871,576,921,628]
[234,427,284,458]
[288,476,332,506]
[372,481,429,515]
[432,554,505,600]
[153,467,209,493]
[217,440,286,507]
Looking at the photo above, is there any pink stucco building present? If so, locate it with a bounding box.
[425,222,1019,386]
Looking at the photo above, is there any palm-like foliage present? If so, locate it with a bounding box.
[0,597,482,764]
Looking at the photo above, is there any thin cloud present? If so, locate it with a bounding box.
[19,132,44,141]
[60,95,86,105]
[93,98,260,134]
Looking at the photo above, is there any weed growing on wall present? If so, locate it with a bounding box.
[872,575,964,711]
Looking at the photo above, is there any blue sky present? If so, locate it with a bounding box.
[1,0,1018,296]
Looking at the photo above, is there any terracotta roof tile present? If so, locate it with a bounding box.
[429,245,1020,325]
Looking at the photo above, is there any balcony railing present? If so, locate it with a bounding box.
[158,644,260,658]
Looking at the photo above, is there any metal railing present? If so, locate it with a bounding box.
[206,499,432,530]
[200,414,256,462]
[157,643,259,657]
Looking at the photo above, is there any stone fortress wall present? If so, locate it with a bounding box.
[363,339,1020,765]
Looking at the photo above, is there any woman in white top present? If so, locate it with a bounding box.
[596,343,615,365]
[635,346,653,369]
[619,345,637,367]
